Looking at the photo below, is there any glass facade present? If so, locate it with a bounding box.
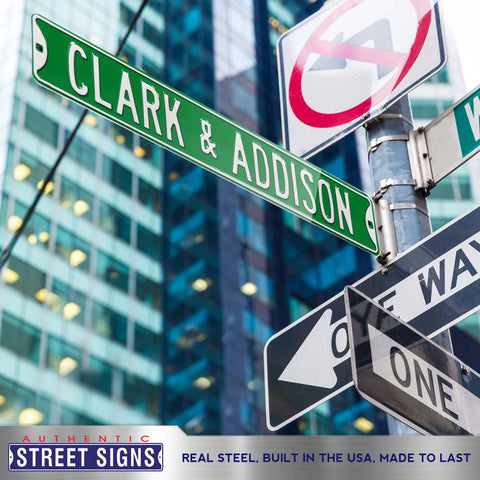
[0,0,163,425]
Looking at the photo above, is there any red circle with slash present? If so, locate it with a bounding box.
[289,0,432,128]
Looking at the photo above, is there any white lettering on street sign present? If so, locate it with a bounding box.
[375,231,480,320]
[346,285,480,435]
[369,324,480,432]
[32,14,379,255]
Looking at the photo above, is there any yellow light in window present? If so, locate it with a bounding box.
[1,409,14,421]
[13,163,31,181]
[116,134,126,144]
[7,215,22,232]
[0,395,5,407]
[37,179,54,194]
[35,289,60,311]
[73,200,90,216]
[38,231,50,243]
[18,408,44,425]
[35,288,47,302]
[28,234,38,245]
[192,278,209,292]
[59,357,78,376]
[269,17,279,27]
[63,302,81,321]
[134,146,146,158]
[70,249,87,267]
[354,417,375,434]
[194,234,204,244]
[2,268,19,284]
[83,113,98,126]
[193,376,213,390]
[241,282,258,296]
[168,171,179,181]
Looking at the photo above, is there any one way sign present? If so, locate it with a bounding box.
[264,204,480,431]
[346,286,480,435]
[278,0,446,158]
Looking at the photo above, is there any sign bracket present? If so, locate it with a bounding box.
[373,178,417,199]
[373,198,397,265]
[406,127,435,191]
[369,134,409,152]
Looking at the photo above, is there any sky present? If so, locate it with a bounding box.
[442,0,480,91]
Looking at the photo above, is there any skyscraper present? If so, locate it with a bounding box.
[0,0,164,426]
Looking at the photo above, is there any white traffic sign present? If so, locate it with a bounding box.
[346,286,480,435]
[424,83,480,185]
[264,204,480,431]
[277,0,446,158]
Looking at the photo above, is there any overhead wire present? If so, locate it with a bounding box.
[0,0,151,269]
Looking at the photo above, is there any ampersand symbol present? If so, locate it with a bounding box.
[200,119,217,159]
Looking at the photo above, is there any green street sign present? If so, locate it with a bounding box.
[425,84,480,185]
[32,14,379,255]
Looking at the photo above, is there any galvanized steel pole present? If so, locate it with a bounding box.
[366,96,452,434]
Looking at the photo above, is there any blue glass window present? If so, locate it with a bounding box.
[0,312,40,363]
[96,250,129,292]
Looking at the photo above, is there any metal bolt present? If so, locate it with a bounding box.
[461,366,470,376]
[382,267,389,275]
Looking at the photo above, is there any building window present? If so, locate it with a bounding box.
[60,177,94,221]
[55,226,90,272]
[102,156,132,195]
[123,373,159,416]
[242,310,274,344]
[137,224,161,260]
[236,211,268,256]
[0,312,40,363]
[138,178,161,212]
[99,201,131,244]
[238,261,274,304]
[12,149,50,189]
[289,296,312,321]
[50,278,86,323]
[91,301,128,345]
[24,105,58,146]
[65,132,96,172]
[411,99,452,119]
[46,335,82,380]
[6,198,51,248]
[96,250,130,293]
[136,272,161,308]
[81,355,113,396]
[5,257,46,304]
[134,323,160,359]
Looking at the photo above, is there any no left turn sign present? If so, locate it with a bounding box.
[278,0,446,158]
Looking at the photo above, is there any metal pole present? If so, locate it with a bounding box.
[366,96,452,435]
